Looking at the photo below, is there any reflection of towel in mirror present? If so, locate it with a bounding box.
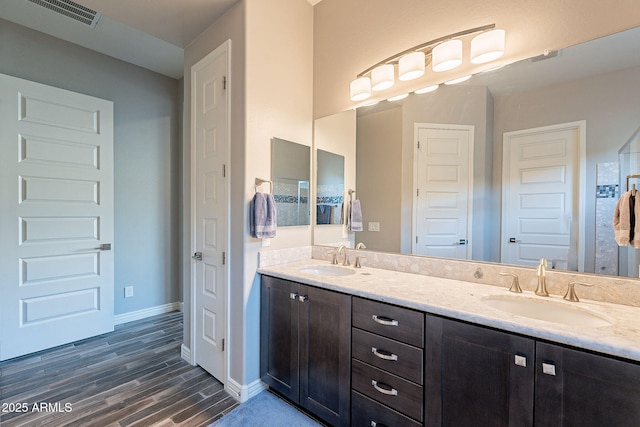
[613,190,640,247]
[348,199,363,232]
[317,205,332,224]
[250,192,277,238]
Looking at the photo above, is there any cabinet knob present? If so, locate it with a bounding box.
[298,295,308,302]
[372,347,398,361]
[289,293,299,300]
[371,380,398,396]
[372,315,399,327]
[542,362,557,376]
[514,354,527,367]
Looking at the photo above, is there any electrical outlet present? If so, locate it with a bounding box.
[124,286,134,298]
[368,221,380,232]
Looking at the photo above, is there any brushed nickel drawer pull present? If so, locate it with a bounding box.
[372,315,399,326]
[371,421,389,427]
[371,380,398,396]
[371,347,398,361]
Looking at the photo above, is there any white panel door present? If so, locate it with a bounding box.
[0,73,114,361]
[502,122,584,270]
[191,42,229,382]
[413,125,473,259]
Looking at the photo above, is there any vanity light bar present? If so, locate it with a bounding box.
[350,24,505,102]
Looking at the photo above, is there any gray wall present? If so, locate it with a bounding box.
[0,19,183,315]
[356,106,403,252]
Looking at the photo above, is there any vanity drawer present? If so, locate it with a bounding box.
[352,328,423,384]
[352,297,424,347]
[351,390,421,427]
[352,359,423,422]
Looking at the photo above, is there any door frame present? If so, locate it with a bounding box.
[189,40,232,384]
[501,120,586,271]
[412,123,475,258]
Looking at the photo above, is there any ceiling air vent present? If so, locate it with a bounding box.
[27,0,102,27]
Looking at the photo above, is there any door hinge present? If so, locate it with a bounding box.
[222,338,225,351]
[416,188,419,197]
[417,140,420,149]
[223,164,226,178]
[222,251,226,265]
[416,236,418,244]
[223,76,227,90]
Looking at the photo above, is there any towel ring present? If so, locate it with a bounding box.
[255,178,272,194]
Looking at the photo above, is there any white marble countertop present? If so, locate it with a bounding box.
[258,259,640,362]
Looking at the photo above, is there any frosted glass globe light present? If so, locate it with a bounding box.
[371,64,395,91]
[432,39,463,72]
[350,77,371,101]
[398,51,426,81]
[471,29,506,64]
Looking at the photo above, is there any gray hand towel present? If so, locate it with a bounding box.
[251,192,277,238]
[349,199,363,232]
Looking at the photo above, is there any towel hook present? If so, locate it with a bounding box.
[626,174,640,196]
[255,178,272,194]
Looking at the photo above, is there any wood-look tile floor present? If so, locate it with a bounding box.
[0,311,239,427]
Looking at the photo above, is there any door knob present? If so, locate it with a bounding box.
[192,252,203,261]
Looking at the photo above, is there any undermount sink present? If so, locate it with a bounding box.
[299,265,356,277]
[481,294,612,328]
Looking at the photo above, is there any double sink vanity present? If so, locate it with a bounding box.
[258,247,640,426]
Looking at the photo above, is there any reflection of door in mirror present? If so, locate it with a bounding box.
[413,124,474,260]
[316,149,344,225]
[271,138,311,226]
[501,121,585,271]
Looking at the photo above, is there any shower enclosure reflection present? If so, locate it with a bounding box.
[271,137,310,226]
[316,149,344,225]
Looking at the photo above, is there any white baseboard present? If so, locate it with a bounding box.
[114,302,182,325]
[226,377,267,403]
[181,344,195,365]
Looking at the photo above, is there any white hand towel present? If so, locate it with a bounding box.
[250,192,277,238]
[349,199,363,232]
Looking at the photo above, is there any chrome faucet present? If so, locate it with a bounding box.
[535,258,549,296]
[337,245,350,266]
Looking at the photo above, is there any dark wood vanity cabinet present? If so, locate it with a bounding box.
[425,315,640,427]
[260,275,351,426]
[351,297,424,427]
[261,274,640,427]
[424,315,535,427]
[535,342,640,427]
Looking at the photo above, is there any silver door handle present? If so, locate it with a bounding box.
[99,243,111,251]
[192,252,203,261]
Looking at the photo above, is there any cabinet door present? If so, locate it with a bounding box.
[535,342,640,427]
[299,284,351,427]
[425,315,535,427]
[260,276,299,403]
